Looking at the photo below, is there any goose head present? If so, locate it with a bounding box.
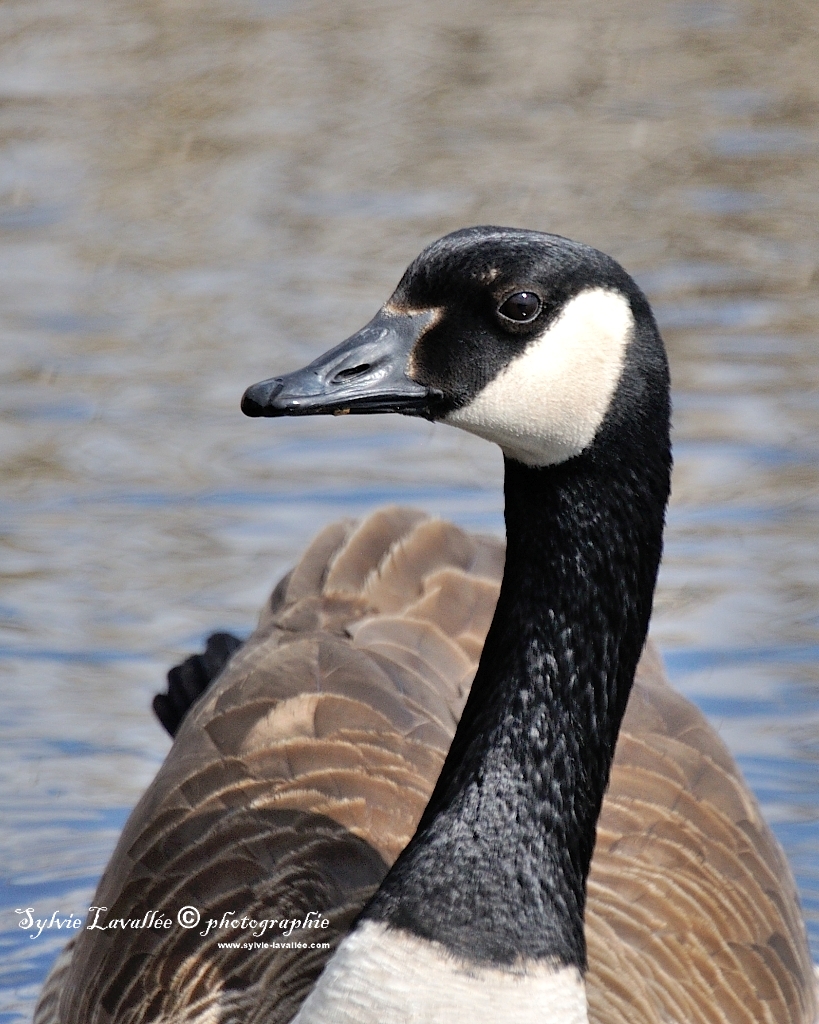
[242,225,668,471]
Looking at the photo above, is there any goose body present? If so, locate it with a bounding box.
[36,228,816,1024]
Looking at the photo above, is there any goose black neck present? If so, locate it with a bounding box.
[362,440,670,971]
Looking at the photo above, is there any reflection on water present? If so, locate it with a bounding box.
[1,0,819,1017]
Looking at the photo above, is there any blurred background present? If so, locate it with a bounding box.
[1,0,819,1017]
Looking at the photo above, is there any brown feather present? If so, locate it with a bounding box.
[35,508,816,1024]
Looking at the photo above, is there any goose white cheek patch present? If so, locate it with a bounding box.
[444,288,633,466]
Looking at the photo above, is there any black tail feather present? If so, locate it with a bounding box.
[153,632,243,737]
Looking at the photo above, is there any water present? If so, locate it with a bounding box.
[1,0,819,1017]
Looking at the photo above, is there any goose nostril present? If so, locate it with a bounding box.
[332,363,371,383]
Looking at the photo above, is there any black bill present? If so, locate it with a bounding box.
[241,309,442,419]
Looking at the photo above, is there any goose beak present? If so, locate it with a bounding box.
[241,309,442,419]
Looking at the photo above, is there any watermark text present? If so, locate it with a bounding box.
[15,905,331,945]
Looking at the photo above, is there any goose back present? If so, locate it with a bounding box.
[35,508,816,1024]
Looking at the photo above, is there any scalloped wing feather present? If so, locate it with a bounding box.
[36,509,817,1024]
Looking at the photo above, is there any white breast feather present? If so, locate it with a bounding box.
[290,920,588,1024]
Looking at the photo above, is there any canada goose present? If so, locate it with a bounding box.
[35,227,816,1024]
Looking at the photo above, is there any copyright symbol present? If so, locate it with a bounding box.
[177,906,200,929]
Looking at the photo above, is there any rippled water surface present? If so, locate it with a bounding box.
[2,0,819,1017]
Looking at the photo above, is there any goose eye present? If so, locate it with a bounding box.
[498,292,541,322]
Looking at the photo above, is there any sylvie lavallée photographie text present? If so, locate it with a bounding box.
[17,907,331,943]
